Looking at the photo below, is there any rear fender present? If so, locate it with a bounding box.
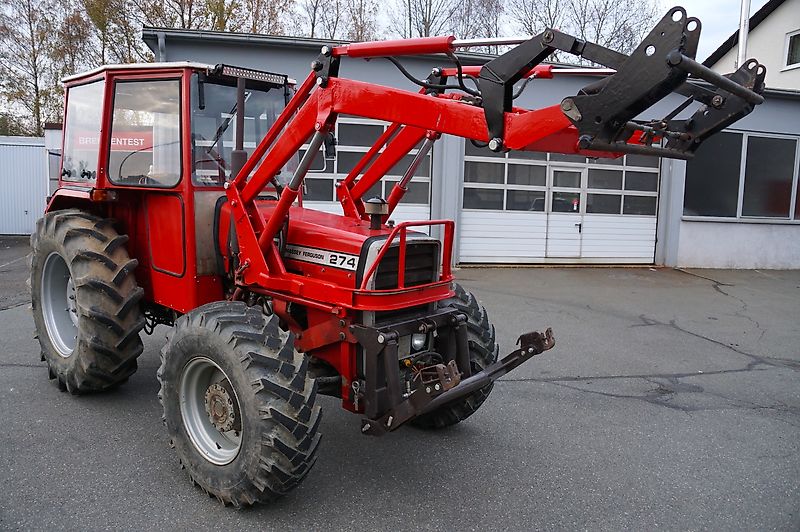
[45,187,95,215]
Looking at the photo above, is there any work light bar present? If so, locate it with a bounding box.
[212,64,288,86]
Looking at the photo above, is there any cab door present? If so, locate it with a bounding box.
[105,73,189,304]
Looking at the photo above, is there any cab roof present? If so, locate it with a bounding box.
[62,61,296,86]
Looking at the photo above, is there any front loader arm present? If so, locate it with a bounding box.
[225,5,765,290]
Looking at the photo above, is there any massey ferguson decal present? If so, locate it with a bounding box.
[284,244,358,271]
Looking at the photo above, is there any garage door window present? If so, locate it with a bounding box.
[303,118,431,204]
[684,131,800,220]
[508,164,546,186]
[463,143,659,214]
[587,193,621,214]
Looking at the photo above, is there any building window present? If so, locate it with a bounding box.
[786,30,800,68]
[684,132,743,217]
[302,117,431,204]
[742,136,797,217]
[462,144,659,214]
[684,131,800,220]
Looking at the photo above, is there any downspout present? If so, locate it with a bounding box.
[736,0,751,68]
[157,31,166,62]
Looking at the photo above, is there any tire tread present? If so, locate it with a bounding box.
[158,302,321,507]
[29,209,143,393]
[411,283,498,429]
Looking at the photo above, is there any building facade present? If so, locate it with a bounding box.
[140,25,800,268]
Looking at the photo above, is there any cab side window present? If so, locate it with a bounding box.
[108,79,182,187]
[62,80,105,181]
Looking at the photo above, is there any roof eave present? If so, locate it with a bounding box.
[141,26,589,68]
[702,0,786,67]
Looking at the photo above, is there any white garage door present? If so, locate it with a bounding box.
[459,144,659,264]
[0,137,48,235]
[302,117,431,224]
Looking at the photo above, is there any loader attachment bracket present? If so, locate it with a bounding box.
[353,309,555,436]
[476,6,766,159]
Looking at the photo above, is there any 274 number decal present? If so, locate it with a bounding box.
[329,253,357,269]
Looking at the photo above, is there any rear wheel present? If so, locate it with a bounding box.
[29,209,144,393]
[411,283,498,429]
[158,301,321,506]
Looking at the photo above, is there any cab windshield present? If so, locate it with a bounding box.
[190,75,288,186]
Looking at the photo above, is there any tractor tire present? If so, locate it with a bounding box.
[29,209,144,393]
[411,283,499,429]
[158,301,321,507]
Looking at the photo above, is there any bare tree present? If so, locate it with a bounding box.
[83,0,151,64]
[51,7,94,77]
[569,0,658,54]
[296,0,323,37]
[46,4,94,115]
[0,0,56,135]
[205,0,242,31]
[390,0,453,38]
[507,0,566,37]
[507,0,659,63]
[0,111,27,135]
[163,0,208,28]
[343,0,379,41]
[295,0,343,38]
[451,0,503,50]
[319,0,343,39]
[242,0,294,34]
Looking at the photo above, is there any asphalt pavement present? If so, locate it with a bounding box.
[1,236,798,531]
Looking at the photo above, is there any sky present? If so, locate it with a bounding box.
[671,0,771,61]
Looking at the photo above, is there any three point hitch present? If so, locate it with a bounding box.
[352,309,555,436]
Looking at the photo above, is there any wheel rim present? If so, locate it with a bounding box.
[41,252,78,357]
[179,356,242,465]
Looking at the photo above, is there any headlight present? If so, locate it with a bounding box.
[411,333,427,351]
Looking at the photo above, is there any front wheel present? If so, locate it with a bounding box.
[158,301,322,506]
[411,283,499,429]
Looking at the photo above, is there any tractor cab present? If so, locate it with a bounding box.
[60,62,292,187]
[53,62,295,313]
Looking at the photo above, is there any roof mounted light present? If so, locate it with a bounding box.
[211,64,288,85]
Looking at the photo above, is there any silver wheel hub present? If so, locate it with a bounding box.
[204,382,239,433]
[180,357,242,465]
[41,252,78,357]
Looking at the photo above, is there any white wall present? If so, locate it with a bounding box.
[677,221,800,269]
[0,136,48,235]
[711,0,800,90]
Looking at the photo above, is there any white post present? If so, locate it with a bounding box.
[736,0,752,68]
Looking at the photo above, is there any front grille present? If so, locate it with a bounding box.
[373,241,439,291]
[373,304,433,327]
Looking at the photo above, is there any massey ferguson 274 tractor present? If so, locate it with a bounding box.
[30,7,763,506]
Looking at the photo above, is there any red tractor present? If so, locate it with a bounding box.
[30,7,764,506]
